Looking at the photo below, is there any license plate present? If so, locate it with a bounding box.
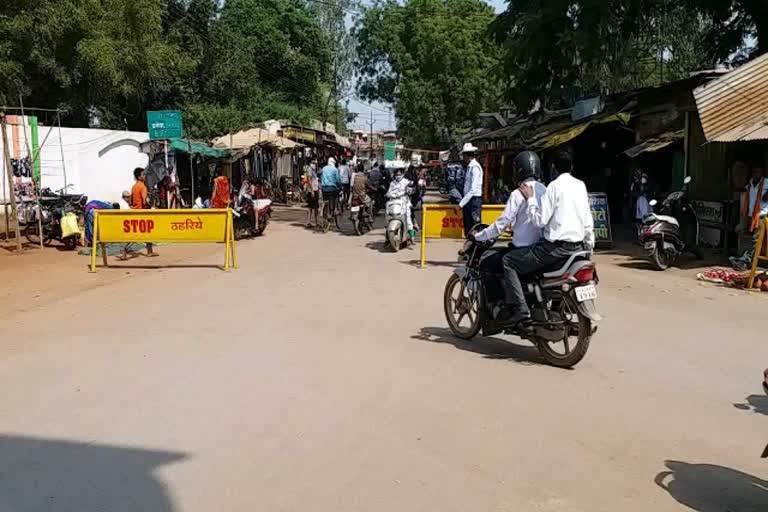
[350,206,360,212]
[644,241,656,250]
[575,284,597,302]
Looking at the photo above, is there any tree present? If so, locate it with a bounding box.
[491,0,722,113]
[354,0,503,147]
[682,0,768,59]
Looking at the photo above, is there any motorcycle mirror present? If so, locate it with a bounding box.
[649,199,658,207]
[684,176,692,184]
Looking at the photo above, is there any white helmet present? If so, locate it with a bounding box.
[328,157,336,166]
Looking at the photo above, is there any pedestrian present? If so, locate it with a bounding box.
[305,159,320,228]
[458,143,483,237]
[118,190,131,210]
[211,168,231,209]
[82,198,118,245]
[339,158,351,204]
[120,167,157,260]
[320,157,342,225]
[732,164,768,269]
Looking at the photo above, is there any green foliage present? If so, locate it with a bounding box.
[354,0,503,147]
[0,0,340,138]
[492,0,723,113]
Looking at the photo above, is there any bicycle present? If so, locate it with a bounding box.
[319,191,340,232]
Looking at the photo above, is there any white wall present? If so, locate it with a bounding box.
[1,123,149,204]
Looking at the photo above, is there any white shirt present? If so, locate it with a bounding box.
[475,179,546,247]
[339,165,351,184]
[527,173,594,248]
[747,178,768,212]
[387,177,411,198]
[459,158,483,208]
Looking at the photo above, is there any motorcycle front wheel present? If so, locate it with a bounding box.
[387,229,401,251]
[536,296,592,368]
[444,273,481,340]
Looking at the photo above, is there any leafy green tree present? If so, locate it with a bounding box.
[492,0,722,112]
[354,0,503,147]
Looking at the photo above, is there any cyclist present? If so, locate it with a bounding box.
[320,157,342,226]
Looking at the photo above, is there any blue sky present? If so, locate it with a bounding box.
[349,0,507,132]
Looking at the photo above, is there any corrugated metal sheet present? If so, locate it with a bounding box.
[624,130,683,158]
[694,53,768,142]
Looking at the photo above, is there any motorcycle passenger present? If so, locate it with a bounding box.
[387,168,415,240]
[458,143,483,237]
[320,157,342,219]
[501,145,594,326]
[471,150,547,250]
[339,158,352,204]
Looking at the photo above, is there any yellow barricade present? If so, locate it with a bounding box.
[748,218,768,289]
[419,204,505,268]
[90,209,237,272]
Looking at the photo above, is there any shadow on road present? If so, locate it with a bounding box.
[733,394,768,416]
[0,434,186,511]
[400,259,460,269]
[412,326,542,365]
[654,460,768,511]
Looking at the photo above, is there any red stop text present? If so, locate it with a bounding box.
[123,219,155,233]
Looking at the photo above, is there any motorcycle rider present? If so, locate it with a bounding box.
[471,150,547,249]
[500,145,594,326]
[349,164,373,221]
[387,168,415,240]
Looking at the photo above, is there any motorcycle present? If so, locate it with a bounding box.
[443,227,601,368]
[639,176,701,270]
[23,193,83,249]
[385,190,413,252]
[350,196,373,236]
[232,196,272,240]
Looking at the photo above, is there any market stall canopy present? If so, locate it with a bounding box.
[212,127,301,151]
[624,130,683,158]
[140,138,230,158]
[694,53,768,142]
[531,113,632,149]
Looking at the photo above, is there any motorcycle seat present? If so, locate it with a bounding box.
[542,251,591,278]
[644,213,679,227]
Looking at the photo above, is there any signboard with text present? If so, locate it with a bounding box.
[147,110,183,140]
[589,192,612,245]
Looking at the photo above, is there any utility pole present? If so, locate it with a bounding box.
[369,111,374,162]
[1,113,22,251]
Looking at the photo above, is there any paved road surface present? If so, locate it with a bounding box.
[1,208,767,511]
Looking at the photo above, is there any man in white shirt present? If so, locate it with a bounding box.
[472,151,546,248]
[500,145,594,326]
[458,143,483,237]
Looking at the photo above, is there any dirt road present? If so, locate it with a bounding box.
[1,208,766,511]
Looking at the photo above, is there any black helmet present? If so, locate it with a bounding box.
[513,150,541,184]
[553,144,574,174]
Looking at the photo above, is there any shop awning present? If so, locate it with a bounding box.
[624,130,683,158]
[140,138,230,158]
[168,139,230,158]
[533,113,632,149]
[212,127,302,150]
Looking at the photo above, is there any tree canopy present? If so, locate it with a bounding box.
[354,0,503,147]
[0,0,339,139]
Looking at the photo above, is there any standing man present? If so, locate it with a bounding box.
[121,167,157,259]
[743,165,768,235]
[499,146,593,326]
[339,158,352,205]
[458,143,483,237]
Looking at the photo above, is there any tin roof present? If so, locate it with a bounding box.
[694,54,768,142]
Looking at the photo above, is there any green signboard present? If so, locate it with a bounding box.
[384,142,396,161]
[147,110,183,140]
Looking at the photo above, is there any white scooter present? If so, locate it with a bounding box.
[385,189,413,252]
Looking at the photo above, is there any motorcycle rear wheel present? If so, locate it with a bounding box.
[650,244,674,271]
[536,296,592,368]
[444,273,481,340]
[24,223,41,245]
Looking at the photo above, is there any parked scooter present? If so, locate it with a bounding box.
[350,196,373,236]
[385,189,413,252]
[639,176,701,270]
